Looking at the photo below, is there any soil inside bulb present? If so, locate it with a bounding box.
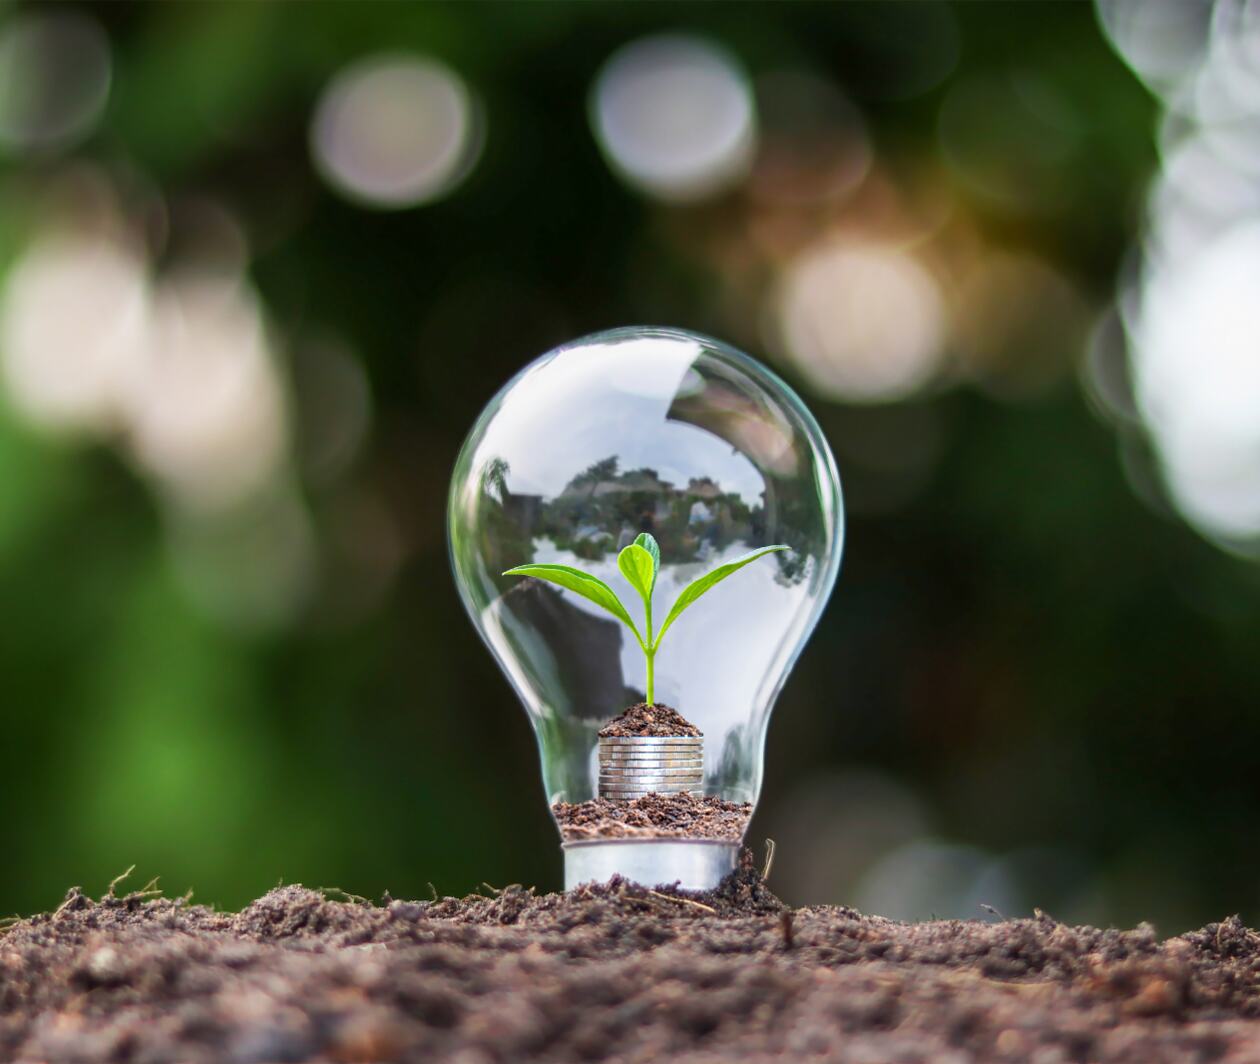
[598,701,702,736]
[566,703,745,841]
[554,792,751,841]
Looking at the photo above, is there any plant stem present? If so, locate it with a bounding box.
[645,595,654,705]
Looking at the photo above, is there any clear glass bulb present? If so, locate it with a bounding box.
[448,326,843,888]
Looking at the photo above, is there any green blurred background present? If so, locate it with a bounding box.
[3,0,1259,934]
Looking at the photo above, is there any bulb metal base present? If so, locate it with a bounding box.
[563,838,738,891]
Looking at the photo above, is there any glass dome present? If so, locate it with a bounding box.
[448,326,843,829]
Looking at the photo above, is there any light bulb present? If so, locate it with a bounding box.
[448,326,843,889]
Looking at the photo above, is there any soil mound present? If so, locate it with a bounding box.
[599,702,701,737]
[5,857,1260,1062]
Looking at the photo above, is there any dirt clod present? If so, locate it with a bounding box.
[599,702,701,737]
[553,792,751,841]
[5,862,1260,1063]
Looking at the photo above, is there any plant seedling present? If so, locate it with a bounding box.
[503,532,788,704]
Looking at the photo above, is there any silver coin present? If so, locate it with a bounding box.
[599,756,703,764]
[597,746,705,756]
[600,782,703,790]
[598,746,701,754]
[597,781,700,791]
[594,756,705,766]
[598,749,701,757]
[594,736,705,746]
[599,747,703,756]
[599,781,702,791]
[598,750,700,758]
[598,777,699,786]
[599,770,703,781]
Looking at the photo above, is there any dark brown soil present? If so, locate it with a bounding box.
[6,859,1260,1063]
[599,702,701,737]
[553,792,752,841]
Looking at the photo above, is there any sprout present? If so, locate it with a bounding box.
[504,532,787,704]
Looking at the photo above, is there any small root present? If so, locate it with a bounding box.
[480,882,519,897]
[648,890,717,915]
[762,838,777,881]
[318,887,371,906]
[106,866,136,898]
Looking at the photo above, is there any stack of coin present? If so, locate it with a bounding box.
[598,735,704,800]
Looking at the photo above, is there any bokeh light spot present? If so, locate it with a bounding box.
[591,34,756,203]
[124,275,288,513]
[776,242,946,403]
[0,11,111,155]
[0,231,148,434]
[953,252,1090,399]
[1095,0,1213,98]
[311,54,483,209]
[1132,220,1260,548]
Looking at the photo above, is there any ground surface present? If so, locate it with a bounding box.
[4,856,1260,1063]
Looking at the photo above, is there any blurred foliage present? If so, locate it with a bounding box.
[1,0,1257,936]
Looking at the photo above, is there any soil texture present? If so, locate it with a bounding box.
[553,793,752,841]
[599,702,701,737]
[6,858,1260,1062]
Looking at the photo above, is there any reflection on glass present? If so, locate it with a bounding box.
[449,327,843,820]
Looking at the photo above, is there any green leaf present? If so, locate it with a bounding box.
[618,543,656,607]
[633,532,660,583]
[502,564,643,646]
[654,545,790,649]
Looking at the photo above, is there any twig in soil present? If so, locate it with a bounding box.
[427,883,438,901]
[479,882,525,897]
[762,838,777,881]
[647,890,717,915]
[318,887,371,906]
[106,865,136,897]
[781,911,795,950]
